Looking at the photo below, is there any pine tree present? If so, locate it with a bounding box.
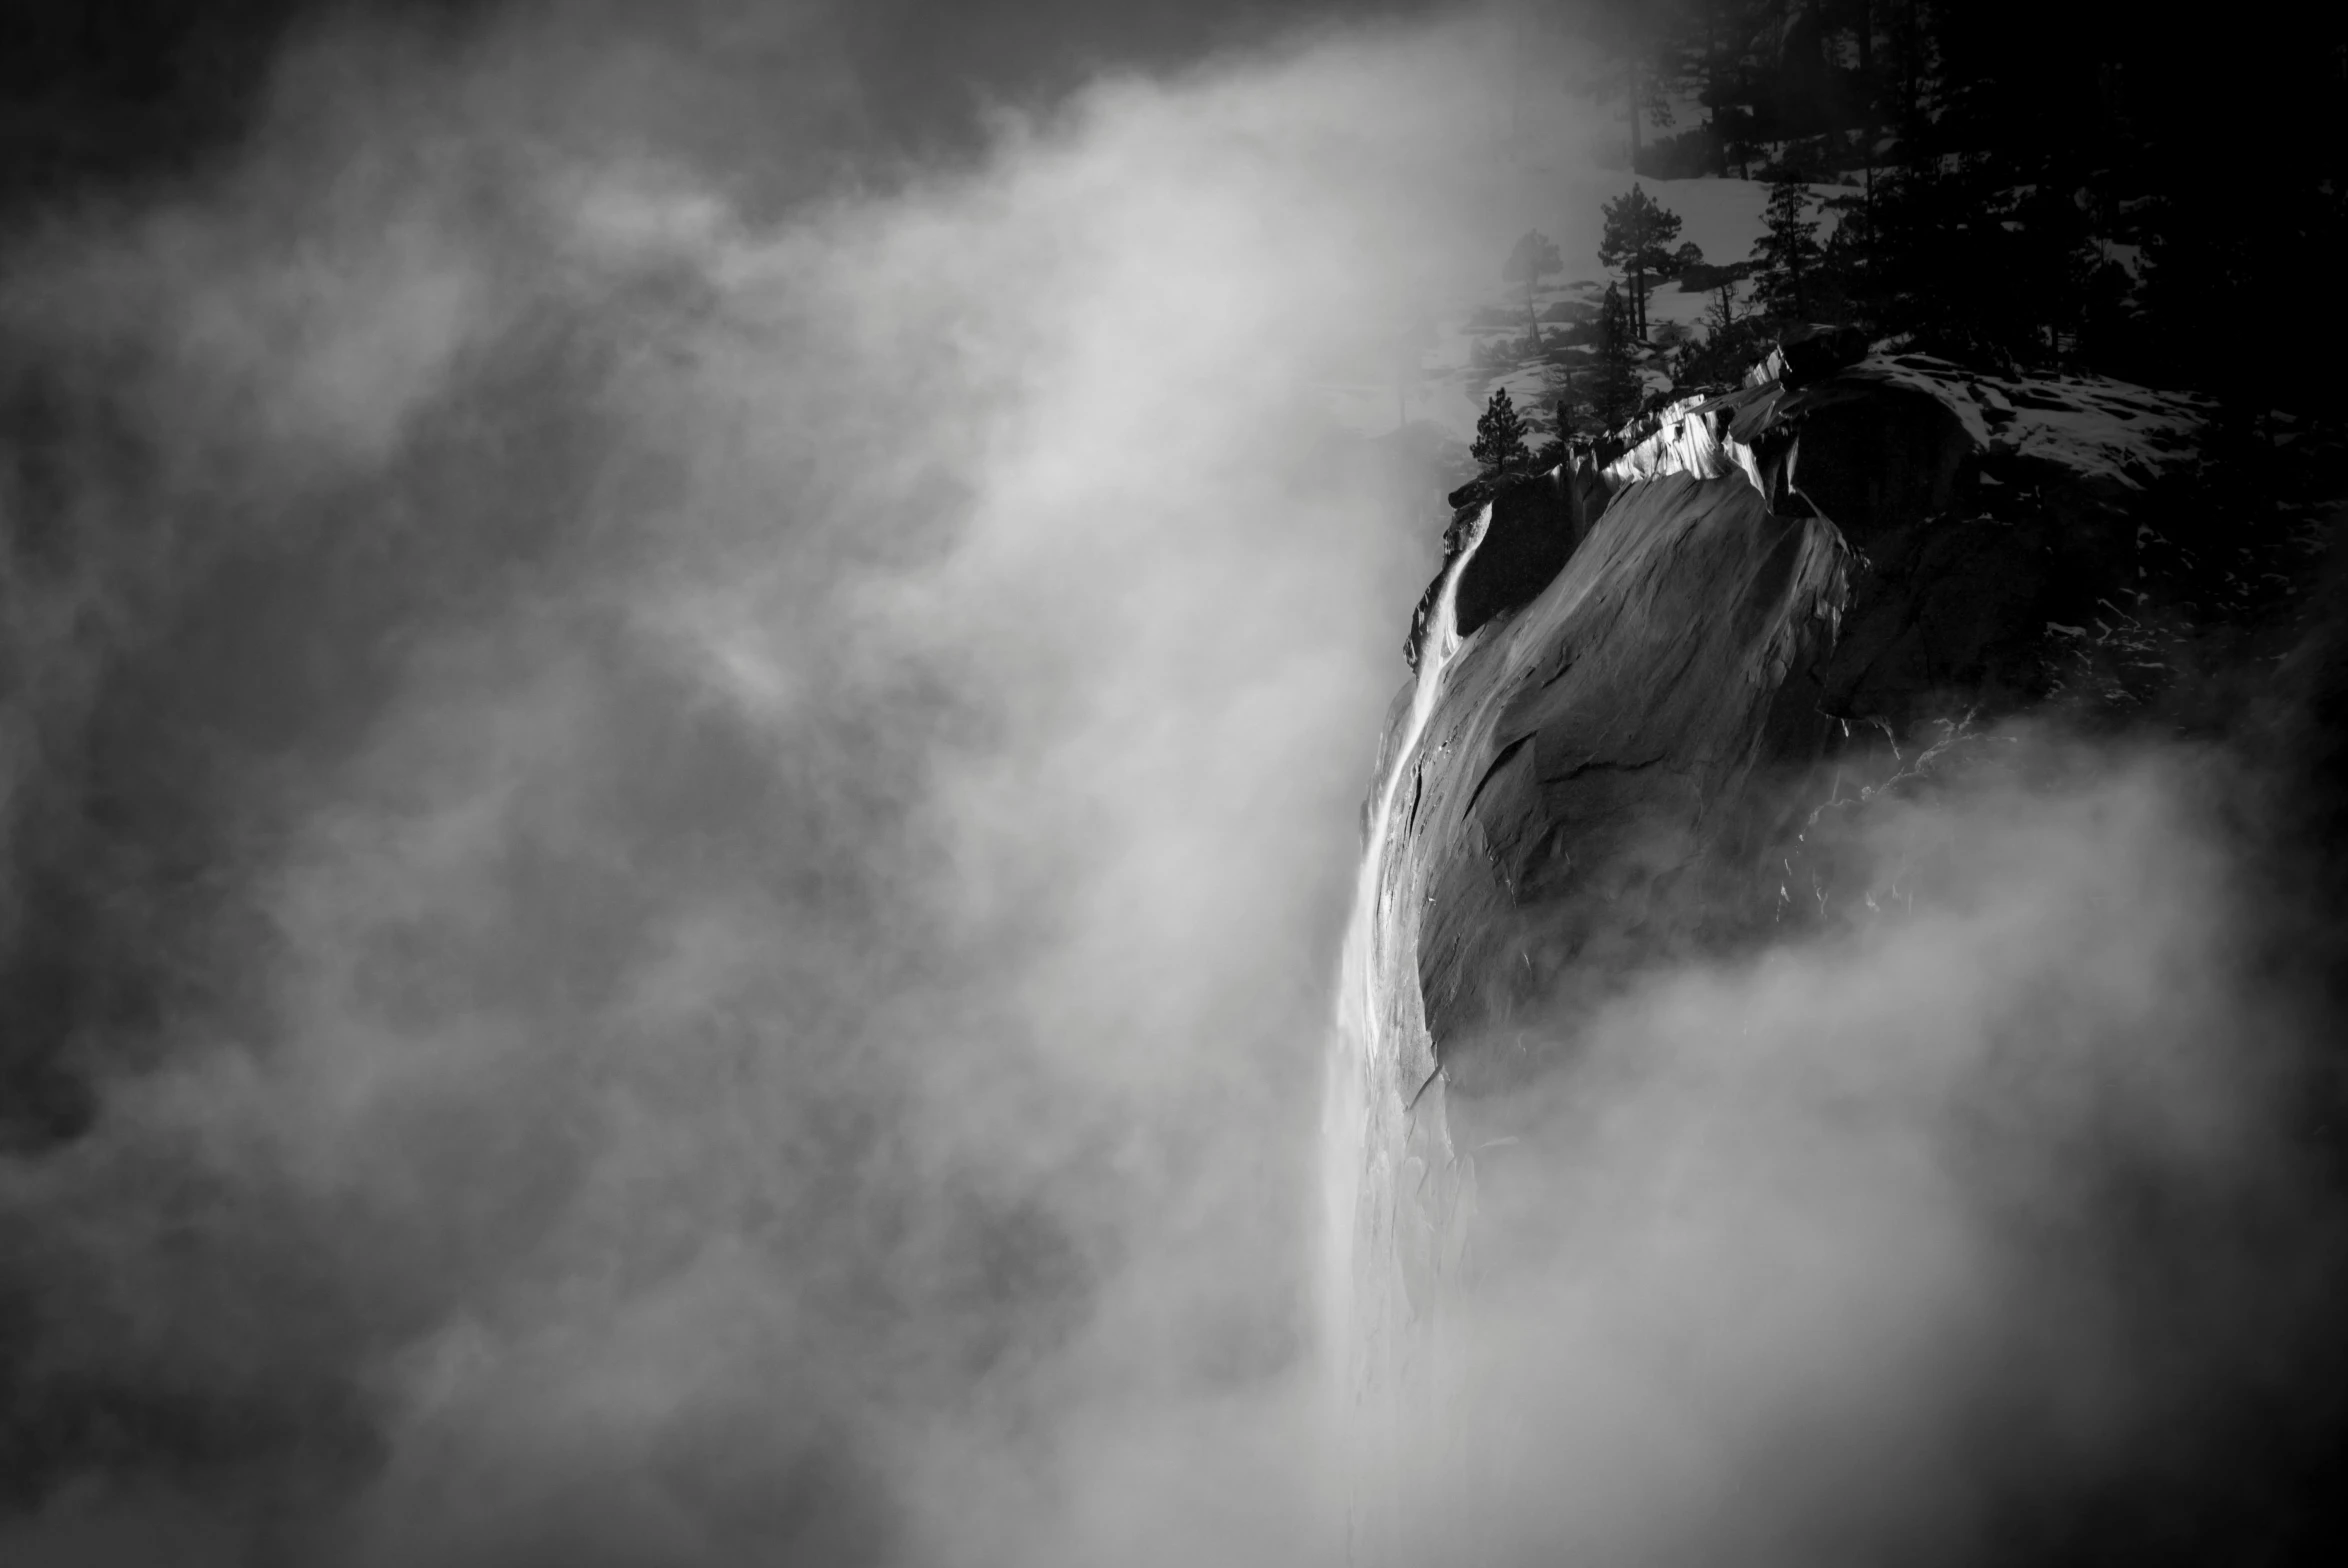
[1542,362,1589,442]
[1706,278,1741,339]
[1563,0,1695,176]
[1471,387,1533,478]
[1690,0,1765,176]
[1678,277,1767,388]
[1817,194,1872,328]
[1592,283,1644,434]
[1597,184,1685,341]
[1502,231,1563,351]
[1751,172,1822,320]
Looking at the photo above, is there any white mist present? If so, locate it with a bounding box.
[1320,501,1492,1564]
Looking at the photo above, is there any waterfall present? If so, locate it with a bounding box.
[1319,501,1493,1562]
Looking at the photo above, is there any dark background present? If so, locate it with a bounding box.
[0,0,1447,213]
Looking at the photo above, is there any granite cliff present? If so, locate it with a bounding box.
[1322,337,2298,1444]
[1366,344,2221,1111]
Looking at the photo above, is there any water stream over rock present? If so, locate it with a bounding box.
[1320,501,1490,1565]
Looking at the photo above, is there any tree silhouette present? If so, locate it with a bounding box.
[1592,283,1644,434]
[1597,184,1684,340]
[1566,0,1693,173]
[1751,171,1822,320]
[1503,231,1563,351]
[1471,387,1533,478]
[1671,276,1767,389]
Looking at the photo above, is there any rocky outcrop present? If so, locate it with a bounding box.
[1745,321,1871,389]
[1409,464,1612,667]
[1368,348,2212,1095]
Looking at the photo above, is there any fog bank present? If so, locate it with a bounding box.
[2,6,2339,1566]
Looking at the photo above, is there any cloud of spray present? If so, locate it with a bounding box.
[0,7,1601,1564]
[1,5,2340,1567]
[1398,730,2346,1567]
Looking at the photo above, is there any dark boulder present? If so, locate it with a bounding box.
[1676,259,1753,294]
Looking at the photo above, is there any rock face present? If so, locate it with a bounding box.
[1328,344,2346,1568]
[1364,349,2211,1103]
[1407,463,1611,668]
[1324,351,2235,1521]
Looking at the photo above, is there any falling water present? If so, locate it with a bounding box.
[1320,501,1493,1561]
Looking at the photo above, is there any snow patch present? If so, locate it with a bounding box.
[1871,358,2210,499]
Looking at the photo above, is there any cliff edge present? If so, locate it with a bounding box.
[1373,345,2222,1100]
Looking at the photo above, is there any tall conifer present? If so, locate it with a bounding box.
[1751,173,1823,320]
[1593,283,1644,434]
[1598,184,1685,340]
[1472,388,1533,478]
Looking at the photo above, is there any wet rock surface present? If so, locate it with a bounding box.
[1410,465,1611,667]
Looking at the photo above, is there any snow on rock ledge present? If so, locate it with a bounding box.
[1601,393,1768,496]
